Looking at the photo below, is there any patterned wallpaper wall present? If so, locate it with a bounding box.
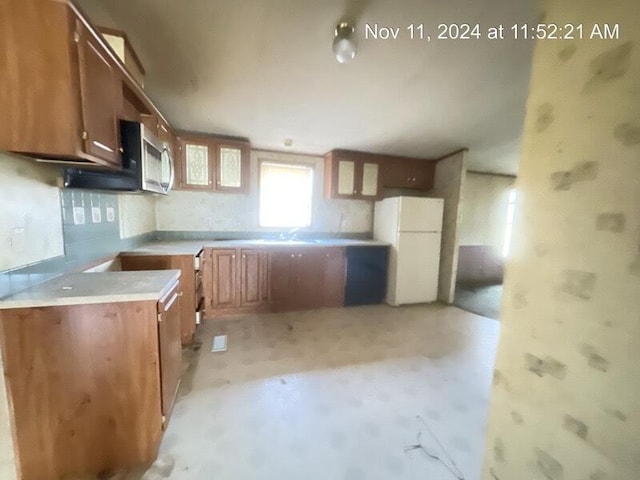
[0,152,64,272]
[483,1,640,479]
[155,150,373,234]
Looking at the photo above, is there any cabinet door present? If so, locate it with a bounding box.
[294,249,326,310]
[216,142,250,193]
[240,250,266,306]
[180,139,214,190]
[158,283,182,425]
[76,24,120,166]
[323,247,346,307]
[360,161,380,198]
[140,112,159,137]
[210,249,238,309]
[120,254,196,346]
[337,159,356,196]
[268,250,296,310]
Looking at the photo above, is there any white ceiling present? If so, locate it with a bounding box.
[78,0,538,175]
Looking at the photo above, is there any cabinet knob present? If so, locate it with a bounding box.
[232,255,236,259]
[242,254,246,258]
[298,254,302,257]
[290,254,295,258]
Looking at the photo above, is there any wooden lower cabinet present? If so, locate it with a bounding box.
[205,246,346,318]
[120,253,200,345]
[323,247,347,307]
[204,248,268,315]
[240,249,268,306]
[210,249,239,309]
[0,281,182,480]
[292,249,327,310]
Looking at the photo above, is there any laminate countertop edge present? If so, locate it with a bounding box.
[0,270,181,310]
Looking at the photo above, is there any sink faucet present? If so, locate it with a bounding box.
[280,227,301,240]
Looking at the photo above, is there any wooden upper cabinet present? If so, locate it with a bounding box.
[324,149,436,198]
[216,141,250,193]
[140,112,159,137]
[176,134,250,193]
[177,136,214,190]
[324,150,382,200]
[381,156,436,191]
[0,0,124,168]
[0,0,175,170]
[76,21,121,166]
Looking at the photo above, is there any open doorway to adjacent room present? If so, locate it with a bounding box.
[454,172,517,319]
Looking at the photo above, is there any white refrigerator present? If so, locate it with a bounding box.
[373,196,444,306]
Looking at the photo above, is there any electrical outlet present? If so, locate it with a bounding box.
[91,207,102,223]
[106,207,115,222]
[73,207,85,225]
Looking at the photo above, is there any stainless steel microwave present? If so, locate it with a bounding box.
[63,120,174,195]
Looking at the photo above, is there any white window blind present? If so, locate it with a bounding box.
[259,162,313,228]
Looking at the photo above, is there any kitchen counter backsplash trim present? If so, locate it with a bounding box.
[153,230,372,242]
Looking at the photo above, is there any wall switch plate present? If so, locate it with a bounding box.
[73,207,85,225]
[91,207,102,223]
[106,207,115,222]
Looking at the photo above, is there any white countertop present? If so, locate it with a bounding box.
[202,239,391,248]
[0,270,181,309]
[119,239,389,256]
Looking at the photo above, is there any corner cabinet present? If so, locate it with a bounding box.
[0,0,124,168]
[0,280,182,479]
[323,150,382,200]
[120,252,203,346]
[175,135,250,193]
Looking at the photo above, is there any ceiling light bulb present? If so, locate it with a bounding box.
[333,22,357,64]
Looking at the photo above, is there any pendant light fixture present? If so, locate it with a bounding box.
[333,22,357,63]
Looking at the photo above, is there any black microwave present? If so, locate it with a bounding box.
[63,120,174,194]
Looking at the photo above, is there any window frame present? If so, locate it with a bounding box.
[257,159,315,229]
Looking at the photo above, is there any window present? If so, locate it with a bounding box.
[259,161,313,228]
[502,188,517,257]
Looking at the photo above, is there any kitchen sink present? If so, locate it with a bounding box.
[249,239,312,245]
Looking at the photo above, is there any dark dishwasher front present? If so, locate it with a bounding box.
[344,246,389,306]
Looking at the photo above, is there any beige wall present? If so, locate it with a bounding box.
[118,194,157,239]
[483,1,640,479]
[459,172,515,251]
[156,150,373,233]
[0,153,64,272]
[427,149,466,303]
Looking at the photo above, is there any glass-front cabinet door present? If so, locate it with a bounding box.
[360,162,380,197]
[176,136,250,192]
[215,142,250,193]
[337,160,356,195]
[180,139,212,190]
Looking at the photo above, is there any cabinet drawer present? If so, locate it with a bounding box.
[194,251,203,271]
[195,297,205,325]
[158,280,180,313]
